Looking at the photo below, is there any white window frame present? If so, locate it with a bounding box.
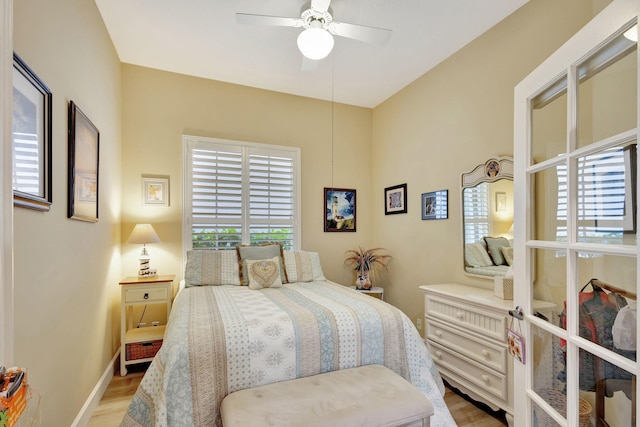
[182,135,301,259]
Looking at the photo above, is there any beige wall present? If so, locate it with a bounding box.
[120,65,374,290]
[12,0,122,424]
[371,0,606,327]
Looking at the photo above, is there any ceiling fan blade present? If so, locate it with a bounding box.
[301,56,318,72]
[329,21,392,44]
[310,0,331,13]
[236,13,301,28]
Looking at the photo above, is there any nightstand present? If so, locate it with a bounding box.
[350,286,384,300]
[119,275,175,376]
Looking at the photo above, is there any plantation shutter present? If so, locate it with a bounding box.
[12,131,42,196]
[556,145,634,242]
[248,148,295,247]
[184,136,299,251]
[463,183,490,244]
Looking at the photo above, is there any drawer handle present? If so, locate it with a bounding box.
[144,293,149,300]
[435,351,442,360]
[435,330,442,338]
[456,311,464,319]
[482,350,490,358]
[481,375,490,383]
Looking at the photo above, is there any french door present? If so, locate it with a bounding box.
[514,1,639,426]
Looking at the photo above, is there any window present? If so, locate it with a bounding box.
[556,144,636,243]
[463,183,490,244]
[183,136,300,251]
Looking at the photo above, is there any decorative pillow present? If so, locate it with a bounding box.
[245,257,283,290]
[484,236,510,266]
[465,242,493,268]
[308,252,326,281]
[236,243,288,286]
[184,249,240,287]
[501,246,514,266]
[283,251,313,282]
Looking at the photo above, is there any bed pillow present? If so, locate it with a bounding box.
[464,242,494,268]
[184,249,240,287]
[501,246,514,266]
[283,251,326,282]
[245,256,283,290]
[484,236,510,265]
[236,243,288,286]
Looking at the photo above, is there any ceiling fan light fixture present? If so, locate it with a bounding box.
[297,27,334,60]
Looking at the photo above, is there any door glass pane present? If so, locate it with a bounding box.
[532,324,566,399]
[578,34,637,148]
[533,400,563,427]
[532,75,568,164]
[576,143,638,246]
[576,253,637,360]
[533,166,567,242]
[578,352,635,427]
[533,248,567,309]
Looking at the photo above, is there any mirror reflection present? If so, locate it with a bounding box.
[462,157,514,277]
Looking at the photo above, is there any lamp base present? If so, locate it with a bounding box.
[138,257,157,278]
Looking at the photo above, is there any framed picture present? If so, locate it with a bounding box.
[142,175,170,206]
[12,53,53,211]
[422,190,448,220]
[68,101,99,222]
[384,183,407,215]
[324,187,356,232]
[496,192,507,212]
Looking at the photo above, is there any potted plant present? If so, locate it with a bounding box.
[344,247,392,290]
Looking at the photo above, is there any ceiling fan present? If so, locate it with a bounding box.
[236,0,392,62]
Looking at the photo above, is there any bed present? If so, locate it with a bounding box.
[121,249,456,427]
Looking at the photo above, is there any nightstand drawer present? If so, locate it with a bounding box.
[426,319,507,373]
[125,288,168,303]
[428,340,508,401]
[425,294,508,341]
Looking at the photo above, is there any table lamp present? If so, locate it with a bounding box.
[127,224,161,277]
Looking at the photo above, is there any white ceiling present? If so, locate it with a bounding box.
[95,0,528,108]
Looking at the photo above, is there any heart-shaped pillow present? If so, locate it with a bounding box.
[246,256,283,289]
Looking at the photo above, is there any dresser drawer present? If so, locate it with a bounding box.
[428,340,508,401]
[125,287,168,303]
[426,319,507,373]
[425,294,508,341]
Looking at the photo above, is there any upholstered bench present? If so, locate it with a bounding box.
[220,364,434,427]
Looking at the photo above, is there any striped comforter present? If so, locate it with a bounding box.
[122,281,456,427]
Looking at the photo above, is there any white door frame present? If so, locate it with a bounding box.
[514,0,639,425]
[1,0,13,365]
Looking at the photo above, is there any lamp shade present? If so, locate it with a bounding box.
[127,224,161,244]
[297,27,334,60]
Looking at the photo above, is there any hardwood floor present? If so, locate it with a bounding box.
[87,366,508,426]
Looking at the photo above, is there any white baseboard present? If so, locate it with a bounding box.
[71,348,121,427]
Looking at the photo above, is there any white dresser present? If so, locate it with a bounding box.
[420,284,555,425]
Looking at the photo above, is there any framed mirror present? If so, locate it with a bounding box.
[462,157,513,278]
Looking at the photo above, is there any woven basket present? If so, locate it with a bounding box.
[126,340,162,361]
[494,276,514,300]
[533,389,591,427]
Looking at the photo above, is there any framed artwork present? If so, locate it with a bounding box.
[384,183,407,215]
[68,101,99,222]
[421,189,448,220]
[324,187,356,232]
[142,175,170,206]
[12,53,53,211]
[496,192,507,212]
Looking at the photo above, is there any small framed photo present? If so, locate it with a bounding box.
[384,183,407,215]
[142,175,170,206]
[496,192,507,212]
[324,187,356,232]
[421,190,448,220]
[68,101,99,222]
[12,53,53,211]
